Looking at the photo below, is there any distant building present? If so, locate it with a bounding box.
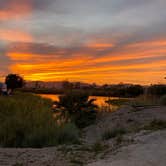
[25,81,94,89]
[25,81,63,89]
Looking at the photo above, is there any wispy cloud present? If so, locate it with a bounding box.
[0,0,166,84]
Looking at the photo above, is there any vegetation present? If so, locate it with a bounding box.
[128,95,159,107]
[20,87,63,95]
[21,84,145,98]
[159,95,166,105]
[144,120,166,131]
[53,91,98,128]
[5,74,25,92]
[91,142,109,155]
[21,82,166,99]
[0,92,79,147]
[106,98,130,106]
[102,128,126,140]
[148,84,166,96]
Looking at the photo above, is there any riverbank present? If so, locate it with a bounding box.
[0,105,166,166]
[19,87,142,98]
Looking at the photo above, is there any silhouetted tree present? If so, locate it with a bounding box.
[34,81,41,89]
[125,85,144,97]
[74,82,81,89]
[148,84,166,96]
[102,84,109,90]
[62,80,73,91]
[5,74,24,93]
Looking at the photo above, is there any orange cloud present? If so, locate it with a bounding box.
[8,38,166,85]
[0,0,32,20]
[128,40,166,48]
[87,42,114,49]
[0,29,33,42]
[7,52,35,61]
[10,55,166,84]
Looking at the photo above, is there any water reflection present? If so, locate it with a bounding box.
[39,94,60,102]
[39,94,119,111]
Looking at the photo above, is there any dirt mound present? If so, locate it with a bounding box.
[84,106,166,143]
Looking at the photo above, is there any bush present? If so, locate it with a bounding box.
[129,95,158,107]
[54,91,98,128]
[91,142,108,154]
[125,85,144,97]
[55,123,80,145]
[106,98,130,106]
[0,92,80,147]
[144,120,166,131]
[148,84,166,96]
[74,109,97,128]
[159,95,166,105]
[102,128,126,140]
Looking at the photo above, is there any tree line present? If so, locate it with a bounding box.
[1,74,166,97]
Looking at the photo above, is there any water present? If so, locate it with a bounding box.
[39,94,120,111]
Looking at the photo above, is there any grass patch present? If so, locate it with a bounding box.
[91,142,109,155]
[159,95,166,105]
[12,163,23,166]
[102,128,127,140]
[144,119,166,131]
[106,98,130,106]
[70,158,84,166]
[129,95,159,107]
[0,92,80,147]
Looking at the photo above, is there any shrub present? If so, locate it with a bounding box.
[144,120,166,131]
[91,142,108,154]
[125,85,144,97]
[148,84,166,96]
[74,109,97,128]
[106,98,130,106]
[0,92,80,147]
[102,128,126,140]
[159,95,166,105]
[54,91,98,128]
[55,123,80,145]
[129,95,158,107]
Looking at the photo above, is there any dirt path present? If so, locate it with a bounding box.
[88,130,166,166]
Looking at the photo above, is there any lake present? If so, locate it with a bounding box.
[39,94,120,111]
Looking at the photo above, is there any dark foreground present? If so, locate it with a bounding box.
[0,106,166,166]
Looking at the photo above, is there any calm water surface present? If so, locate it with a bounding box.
[39,94,120,111]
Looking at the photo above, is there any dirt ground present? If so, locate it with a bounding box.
[88,130,166,166]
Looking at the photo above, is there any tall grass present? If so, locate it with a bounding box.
[128,95,159,107]
[159,95,166,105]
[0,92,79,148]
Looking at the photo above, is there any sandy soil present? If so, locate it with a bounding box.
[88,130,166,166]
[0,147,68,166]
[84,105,166,143]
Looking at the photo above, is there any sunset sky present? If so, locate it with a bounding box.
[0,0,166,84]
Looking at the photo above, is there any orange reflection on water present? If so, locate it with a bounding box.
[39,94,119,108]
